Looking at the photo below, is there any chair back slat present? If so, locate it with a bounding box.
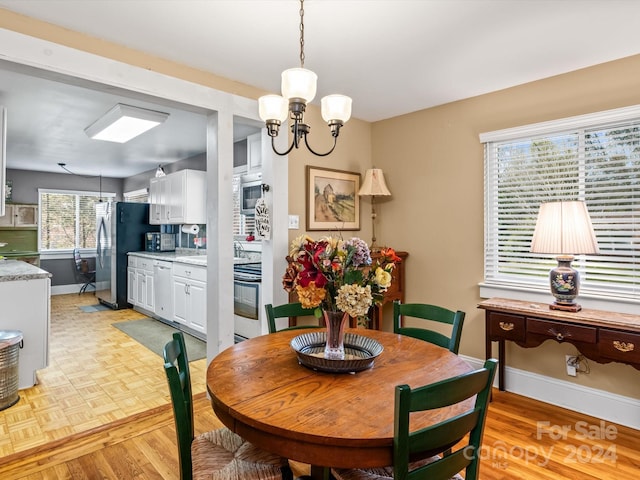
[265,302,322,333]
[393,359,498,480]
[393,301,465,353]
[163,332,194,480]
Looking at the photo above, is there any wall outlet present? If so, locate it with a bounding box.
[565,355,578,376]
[288,215,300,230]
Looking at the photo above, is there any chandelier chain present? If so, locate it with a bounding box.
[299,0,305,68]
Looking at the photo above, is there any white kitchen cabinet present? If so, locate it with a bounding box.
[247,132,262,174]
[148,177,167,225]
[127,266,136,305]
[148,169,205,225]
[0,270,50,389]
[127,256,155,313]
[0,204,38,227]
[172,262,206,334]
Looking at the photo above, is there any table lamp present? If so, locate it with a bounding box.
[530,200,599,312]
[358,168,391,250]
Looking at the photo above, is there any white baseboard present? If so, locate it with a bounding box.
[462,355,640,431]
[51,284,95,296]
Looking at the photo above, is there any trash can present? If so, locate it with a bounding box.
[0,330,23,411]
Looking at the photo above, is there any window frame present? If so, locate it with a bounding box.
[38,188,115,258]
[479,105,640,313]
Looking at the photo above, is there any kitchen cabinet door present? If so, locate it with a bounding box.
[188,279,206,333]
[143,271,155,312]
[172,277,188,325]
[127,267,136,305]
[135,270,146,307]
[167,171,185,223]
[247,132,262,173]
[0,204,38,227]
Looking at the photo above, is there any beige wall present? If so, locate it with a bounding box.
[373,54,640,398]
[2,8,638,398]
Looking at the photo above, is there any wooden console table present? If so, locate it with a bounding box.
[287,251,408,330]
[478,297,640,391]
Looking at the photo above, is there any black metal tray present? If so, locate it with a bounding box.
[290,331,383,373]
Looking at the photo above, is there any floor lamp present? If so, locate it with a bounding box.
[358,168,391,250]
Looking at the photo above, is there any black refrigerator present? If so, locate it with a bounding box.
[95,202,159,309]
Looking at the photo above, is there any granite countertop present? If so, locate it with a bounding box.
[128,249,260,267]
[0,259,52,282]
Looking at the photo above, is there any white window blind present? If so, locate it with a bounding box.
[39,189,115,251]
[482,106,640,302]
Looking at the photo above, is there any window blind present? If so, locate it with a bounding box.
[232,175,255,236]
[482,109,639,301]
[39,189,115,251]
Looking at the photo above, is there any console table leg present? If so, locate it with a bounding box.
[498,339,505,391]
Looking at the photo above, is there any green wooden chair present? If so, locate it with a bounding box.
[332,358,498,480]
[163,332,292,480]
[393,300,465,354]
[265,302,323,333]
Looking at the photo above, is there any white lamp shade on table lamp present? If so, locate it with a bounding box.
[530,201,599,311]
[359,169,392,249]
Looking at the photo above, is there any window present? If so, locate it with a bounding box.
[481,105,640,302]
[232,175,255,236]
[124,188,149,203]
[39,189,115,251]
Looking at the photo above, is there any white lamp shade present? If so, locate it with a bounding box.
[258,95,288,122]
[84,104,169,143]
[359,168,391,196]
[321,95,352,123]
[531,201,599,255]
[281,68,317,102]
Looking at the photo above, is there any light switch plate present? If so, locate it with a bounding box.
[288,215,300,229]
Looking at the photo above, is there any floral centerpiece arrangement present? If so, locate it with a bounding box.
[283,235,401,359]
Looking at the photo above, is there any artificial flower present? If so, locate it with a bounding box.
[283,236,401,323]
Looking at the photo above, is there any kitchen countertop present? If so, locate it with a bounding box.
[128,250,260,267]
[0,259,52,282]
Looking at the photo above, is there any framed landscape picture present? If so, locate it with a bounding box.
[306,166,360,231]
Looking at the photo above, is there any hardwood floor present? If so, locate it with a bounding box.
[0,293,637,479]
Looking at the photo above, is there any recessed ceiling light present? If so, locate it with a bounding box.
[84,104,169,143]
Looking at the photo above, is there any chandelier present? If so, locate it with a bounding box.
[258,0,352,157]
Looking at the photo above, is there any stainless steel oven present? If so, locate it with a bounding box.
[233,263,261,341]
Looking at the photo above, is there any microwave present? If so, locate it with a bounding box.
[241,178,263,215]
[146,233,176,252]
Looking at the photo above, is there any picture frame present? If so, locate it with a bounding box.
[306,166,360,231]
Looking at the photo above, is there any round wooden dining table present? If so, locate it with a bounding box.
[206,328,473,477]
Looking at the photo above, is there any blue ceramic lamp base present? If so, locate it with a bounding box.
[549,255,582,312]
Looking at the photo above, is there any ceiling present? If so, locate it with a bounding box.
[1,0,640,178]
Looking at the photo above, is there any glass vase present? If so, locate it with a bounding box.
[323,309,348,360]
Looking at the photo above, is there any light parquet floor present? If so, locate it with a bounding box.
[0,292,208,457]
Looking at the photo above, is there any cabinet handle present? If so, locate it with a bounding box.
[499,322,514,331]
[613,341,634,353]
[548,329,570,341]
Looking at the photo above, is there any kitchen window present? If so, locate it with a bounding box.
[232,175,255,235]
[38,189,115,252]
[480,105,640,303]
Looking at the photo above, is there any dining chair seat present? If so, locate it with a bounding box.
[191,427,289,480]
[164,331,292,480]
[330,456,463,480]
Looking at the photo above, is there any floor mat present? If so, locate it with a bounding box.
[112,318,206,360]
[79,304,110,313]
